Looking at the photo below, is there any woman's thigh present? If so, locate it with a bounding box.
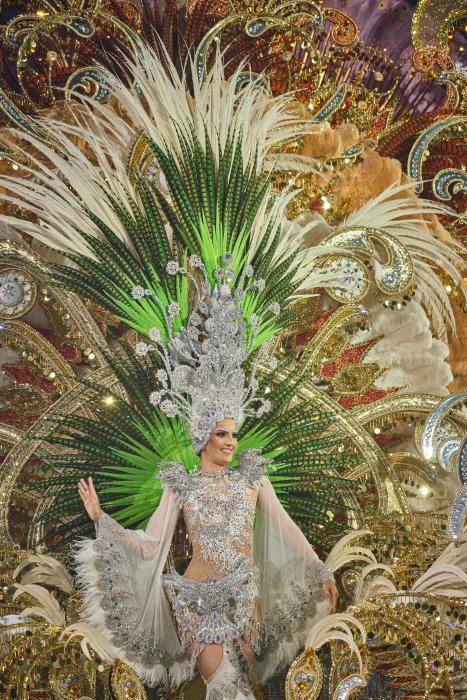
[187,638,255,680]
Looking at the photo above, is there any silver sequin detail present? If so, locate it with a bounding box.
[92,514,184,668]
[160,452,267,573]
[137,256,277,452]
[164,562,260,651]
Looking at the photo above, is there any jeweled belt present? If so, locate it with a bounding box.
[163,562,257,645]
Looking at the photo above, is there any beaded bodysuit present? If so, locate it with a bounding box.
[161,461,265,658]
[163,462,260,577]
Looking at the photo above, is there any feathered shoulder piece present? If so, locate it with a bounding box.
[235,450,271,484]
[158,450,269,498]
[158,462,192,499]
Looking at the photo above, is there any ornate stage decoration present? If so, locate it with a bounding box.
[0,0,466,699]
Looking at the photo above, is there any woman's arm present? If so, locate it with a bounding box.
[78,476,180,559]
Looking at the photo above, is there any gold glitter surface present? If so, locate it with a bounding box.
[411,0,466,48]
[286,649,323,700]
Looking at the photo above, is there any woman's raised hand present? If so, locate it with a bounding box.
[78,477,101,522]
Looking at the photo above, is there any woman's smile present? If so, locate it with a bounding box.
[200,418,238,469]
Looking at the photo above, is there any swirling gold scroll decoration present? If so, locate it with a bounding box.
[411,0,467,49]
[319,227,414,302]
[285,648,323,700]
[433,168,467,201]
[193,1,324,83]
[0,2,142,126]
[324,8,359,46]
[407,115,467,193]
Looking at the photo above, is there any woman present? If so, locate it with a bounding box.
[77,417,337,699]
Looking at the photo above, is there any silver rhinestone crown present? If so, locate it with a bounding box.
[132,253,277,453]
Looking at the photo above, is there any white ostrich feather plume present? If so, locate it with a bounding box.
[100,43,322,173]
[305,613,366,673]
[61,622,116,665]
[352,300,453,395]
[0,44,318,258]
[353,563,397,603]
[325,530,377,572]
[411,564,467,597]
[14,554,74,593]
[342,181,455,235]
[412,528,467,597]
[12,583,66,626]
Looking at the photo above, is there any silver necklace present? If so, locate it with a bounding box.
[196,467,231,477]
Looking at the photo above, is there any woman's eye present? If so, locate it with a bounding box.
[216,431,226,437]
[233,433,239,439]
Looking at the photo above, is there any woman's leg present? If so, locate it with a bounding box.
[189,642,223,681]
[188,640,256,699]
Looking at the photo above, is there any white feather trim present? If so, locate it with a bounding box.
[353,564,396,603]
[0,43,331,295]
[73,536,191,688]
[352,301,453,395]
[411,529,467,597]
[60,622,116,665]
[305,613,366,673]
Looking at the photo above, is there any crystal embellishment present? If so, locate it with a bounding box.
[136,255,277,452]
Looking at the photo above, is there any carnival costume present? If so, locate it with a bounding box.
[74,258,334,694]
[78,452,333,694]
[0,44,356,696]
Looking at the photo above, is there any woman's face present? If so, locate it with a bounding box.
[203,418,238,466]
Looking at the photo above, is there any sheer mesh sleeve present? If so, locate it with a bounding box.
[94,486,177,560]
[253,474,332,683]
[256,476,334,583]
[74,486,190,687]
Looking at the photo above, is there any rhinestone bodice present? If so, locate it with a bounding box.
[159,452,267,578]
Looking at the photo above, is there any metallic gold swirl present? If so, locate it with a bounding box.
[408,115,467,193]
[434,70,467,110]
[312,84,348,123]
[304,305,368,366]
[64,68,110,103]
[350,393,450,425]
[320,226,414,300]
[439,9,467,49]
[411,45,454,73]
[324,8,359,46]
[433,168,467,201]
[194,1,324,83]
[411,0,466,49]
[285,648,323,700]
[0,88,47,138]
[1,7,141,119]
[302,388,409,516]
[333,675,366,700]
